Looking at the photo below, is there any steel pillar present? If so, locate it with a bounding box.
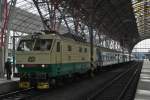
[0,0,2,77]
[12,31,15,74]
[0,47,4,77]
[0,0,2,25]
[4,0,17,62]
[0,0,17,77]
[0,0,6,77]
[89,25,94,67]
[88,16,94,68]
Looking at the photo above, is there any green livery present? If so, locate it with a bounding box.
[17,62,90,77]
[16,33,96,86]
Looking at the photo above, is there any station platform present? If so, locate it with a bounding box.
[0,77,19,94]
[135,61,150,100]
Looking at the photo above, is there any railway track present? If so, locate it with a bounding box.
[86,61,143,100]
[0,88,40,100]
[0,61,141,100]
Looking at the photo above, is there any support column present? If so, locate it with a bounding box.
[122,47,125,62]
[0,0,4,77]
[129,50,132,61]
[89,25,94,67]
[0,47,4,77]
[0,0,17,77]
[0,0,2,25]
[12,31,15,74]
[5,0,17,61]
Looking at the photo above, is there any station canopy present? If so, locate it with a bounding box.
[6,0,150,51]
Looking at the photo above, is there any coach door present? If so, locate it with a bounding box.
[56,41,62,65]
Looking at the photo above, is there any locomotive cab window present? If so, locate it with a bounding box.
[17,39,53,51]
[34,39,53,51]
[17,40,34,51]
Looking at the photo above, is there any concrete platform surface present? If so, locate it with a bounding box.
[135,61,150,100]
[0,78,19,94]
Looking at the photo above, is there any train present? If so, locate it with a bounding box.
[16,31,134,89]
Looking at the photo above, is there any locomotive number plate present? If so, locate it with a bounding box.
[28,56,36,62]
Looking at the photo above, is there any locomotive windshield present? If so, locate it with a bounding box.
[17,39,53,51]
[34,39,53,51]
[17,40,33,51]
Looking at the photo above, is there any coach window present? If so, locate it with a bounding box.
[103,55,106,61]
[57,42,60,52]
[101,55,103,60]
[106,55,108,60]
[68,45,72,51]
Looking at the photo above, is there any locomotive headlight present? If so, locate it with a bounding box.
[21,64,24,68]
[41,64,45,68]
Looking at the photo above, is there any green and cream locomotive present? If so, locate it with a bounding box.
[16,32,132,89]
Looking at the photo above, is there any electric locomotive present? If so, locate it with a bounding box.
[16,31,131,89]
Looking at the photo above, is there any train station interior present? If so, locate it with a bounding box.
[0,0,150,100]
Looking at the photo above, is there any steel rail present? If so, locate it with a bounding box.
[117,62,143,100]
[0,87,34,99]
[117,69,138,100]
[86,62,139,100]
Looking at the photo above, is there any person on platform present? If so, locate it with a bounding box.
[5,58,12,80]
